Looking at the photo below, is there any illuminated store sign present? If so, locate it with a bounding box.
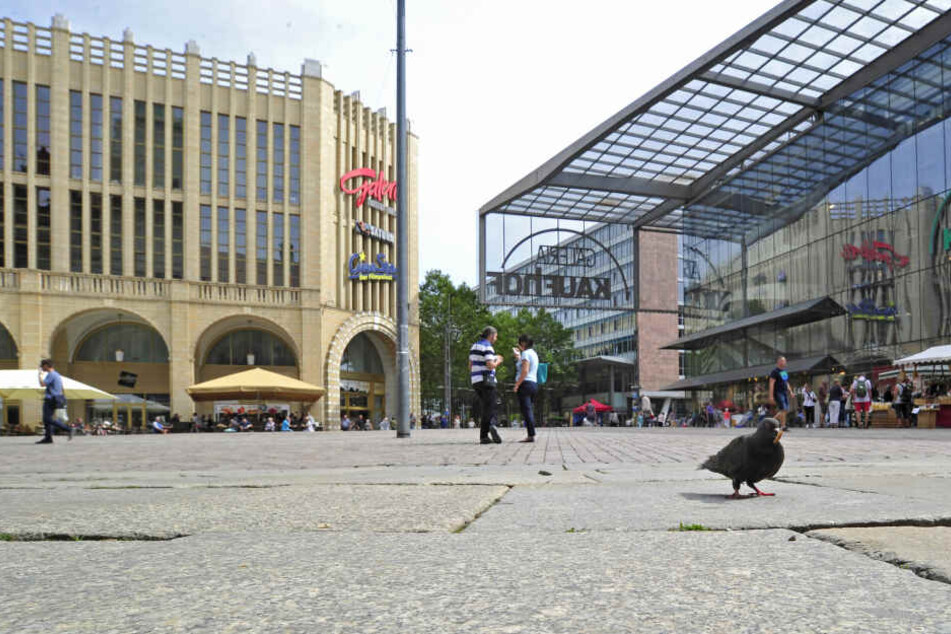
[841,241,910,270]
[354,220,394,244]
[348,252,396,281]
[339,168,398,208]
[847,297,898,321]
[487,269,611,300]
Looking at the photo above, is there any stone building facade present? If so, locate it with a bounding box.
[0,15,420,430]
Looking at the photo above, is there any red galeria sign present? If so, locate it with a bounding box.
[840,241,910,270]
[339,168,398,207]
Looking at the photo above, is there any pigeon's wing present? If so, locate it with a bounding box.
[701,436,747,477]
[745,443,785,483]
[762,443,784,480]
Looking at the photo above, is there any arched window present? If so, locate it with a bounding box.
[76,323,169,363]
[340,332,384,375]
[0,324,17,360]
[206,329,296,366]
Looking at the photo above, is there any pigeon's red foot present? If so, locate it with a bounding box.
[751,486,775,497]
[727,491,745,499]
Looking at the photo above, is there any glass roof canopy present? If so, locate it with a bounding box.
[479,0,951,242]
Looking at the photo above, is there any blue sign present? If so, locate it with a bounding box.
[348,252,397,281]
[847,297,897,321]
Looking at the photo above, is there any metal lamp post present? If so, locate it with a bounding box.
[395,0,411,438]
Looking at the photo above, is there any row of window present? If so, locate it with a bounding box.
[198,205,300,287]
[0,185,51,270]
[66,192,185,278]
[200,114,300,204]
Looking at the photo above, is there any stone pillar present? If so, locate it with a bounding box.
[636,230,680,391]
[183,40,201,281]
[167,281,194,417]
[49,16,71,272]
[17,271,45,430]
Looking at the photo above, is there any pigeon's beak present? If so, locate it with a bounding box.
[773,429,784,444]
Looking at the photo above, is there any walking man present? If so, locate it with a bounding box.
[851,373,873,429]
[37,359,72,444]
[470,326,503,444]
[768,356,797,430]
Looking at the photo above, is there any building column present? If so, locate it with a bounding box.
[49,16,71,272]
[183,40,201,281]
[167,282,194,417]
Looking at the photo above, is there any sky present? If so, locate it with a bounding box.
[11,0,774,286]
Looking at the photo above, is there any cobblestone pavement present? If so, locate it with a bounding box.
[2,428,950,633]
[2,427,950,475]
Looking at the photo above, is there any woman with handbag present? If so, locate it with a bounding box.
[469,326,503,444]
[37,359,73,444]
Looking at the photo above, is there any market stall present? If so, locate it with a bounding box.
[894,346,951,428]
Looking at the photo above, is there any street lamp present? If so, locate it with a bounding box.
[246,352,255,366]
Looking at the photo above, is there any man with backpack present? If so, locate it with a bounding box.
[850,374,873,429]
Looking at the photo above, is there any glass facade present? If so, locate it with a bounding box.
[273,123,284,204]
[289,125,300,205]
[89,94,102,182]
[235,208,246,285]
[134,197,146,277]
[683,115,951,393]
[153,104,165,189]
[36,85,50,175]
[171,202,184,280]
[171,107,183,189]
[0,79,4,171]
[273,211,284,286]
[70,191,83,272]
[90,193,103,274]
[13,185,27,267]
[12,81,26,173]
[217,114,229,197]
[256,120,267,202]
[256,210,268,285]
[36,188,51,270]
[200,111,212,195]
[70,91,82,179]
[153,200,165,279]
[289,214,300,288]
[134,100,146,186]
[206,329,295,366]
[110,195,123,276]
[217,206,229,283]
[110,97,122,183]
[77,323,168,363]
[200,205,212,281]
[235,117,247,199]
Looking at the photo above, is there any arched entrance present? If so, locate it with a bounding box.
[325,313,420,428]
[193,316,300,421]
[0,322,19,431]
[339,332,388,423]
[50,309,170,431]
[0,322,17,370]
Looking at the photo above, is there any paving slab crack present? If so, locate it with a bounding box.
[803,529,951,585]
[451,485,513,533]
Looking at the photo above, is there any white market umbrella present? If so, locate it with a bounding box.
[894,345,951,367]
[0,370,116,401]
[90,394,167,413]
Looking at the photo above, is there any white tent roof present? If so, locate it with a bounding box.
[894,345,951,367]
[0,370,116,401]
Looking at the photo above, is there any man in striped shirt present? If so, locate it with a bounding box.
[469,326,504,444]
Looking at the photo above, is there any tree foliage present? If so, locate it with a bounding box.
[419,270,578,415]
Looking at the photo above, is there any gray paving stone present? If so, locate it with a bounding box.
[1,531,949,634]
[0,483,508,537]
[467,479,951,533]
[808,526,951,583]
[778,474,951,503]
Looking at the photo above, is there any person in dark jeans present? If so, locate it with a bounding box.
[37,358,72,444]
[469,326,504,444]
[512,333,539,443]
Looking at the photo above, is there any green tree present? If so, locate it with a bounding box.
[418,270,492,412]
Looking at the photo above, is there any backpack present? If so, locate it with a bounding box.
[537,362,549,385]
[855,380,868,398]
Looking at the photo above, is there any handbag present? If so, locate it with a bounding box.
[482,371,498,388]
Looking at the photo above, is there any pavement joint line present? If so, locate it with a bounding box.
[451,485,513,534]
[0,532,188,542]
[805,531,951,586]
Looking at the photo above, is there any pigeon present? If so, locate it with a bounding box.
[700,418,785,499]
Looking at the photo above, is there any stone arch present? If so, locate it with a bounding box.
[0,320,19,369]
[325,312,420,428]
[193,314,301,381]
[48,307,169,365]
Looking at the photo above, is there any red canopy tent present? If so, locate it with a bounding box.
[573,399,613,414]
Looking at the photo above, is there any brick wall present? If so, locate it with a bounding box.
[637,231,679,391]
